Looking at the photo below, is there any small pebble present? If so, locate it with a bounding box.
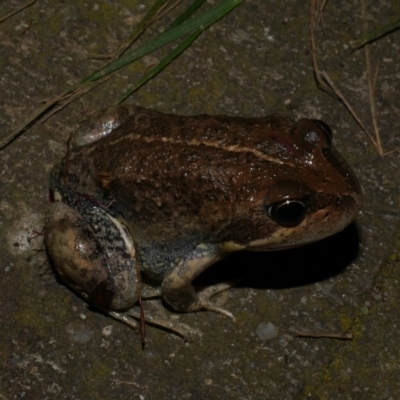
[256,322,279,341]
[102,325,113,337]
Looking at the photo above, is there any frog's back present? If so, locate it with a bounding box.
[60,106,361,248]
[70,109,289,234]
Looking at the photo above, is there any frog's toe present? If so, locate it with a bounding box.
[109,310,139,331]
[109,307,201,341]
[195,278,243,320]
[199,301,235,320]
[198,279,241,299]
[125,309,201,341]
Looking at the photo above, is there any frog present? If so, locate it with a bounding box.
[45,105,362,337]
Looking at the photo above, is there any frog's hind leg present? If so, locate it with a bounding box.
[108,309,200,341]
[161,243,239,319]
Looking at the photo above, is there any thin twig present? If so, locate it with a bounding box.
[310,0,334,96]
[0,0,36,23]
[362,0,382,155]
[0,79,105,150]
[310,0,397,155]
[112,380,140,387]
[365,49,382,153]
[21,20,34,35]
[363,1,399,156]
[40,77,111,123]
[296,331,353,340]
[315,0,329,32]
[311,4,370,137]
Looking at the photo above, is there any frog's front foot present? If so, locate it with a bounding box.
[161,243,239,320]
[195,281,240,320]
[168,280,238,320]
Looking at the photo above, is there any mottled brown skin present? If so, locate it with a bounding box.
[59,107,360,245]
[47,105,361,319]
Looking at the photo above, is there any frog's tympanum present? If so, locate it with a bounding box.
[45,105,361,335]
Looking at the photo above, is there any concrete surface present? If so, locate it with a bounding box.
[1,0,399,399]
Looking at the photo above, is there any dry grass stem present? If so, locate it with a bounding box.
[363,1,399,156]
[311,0,398,156]
[0,1,181,150]
[310,0,333,95]
[321,71,375,144]
[40,78,111,123]
[111,0,183,61]
[316,0,328,30]
[0,76,110,149]
[0,0,36,23]
[365,47,382,152]
[156,0,185,21]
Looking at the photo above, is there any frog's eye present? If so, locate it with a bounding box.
[267,199,307,227]
[313,119,333,145]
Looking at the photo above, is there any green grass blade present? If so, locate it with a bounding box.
[81,0,243,83]
[113,0,173,58]
[167,0,208,30]
[117,29,203,103]
[117,0,242,102]
[0,0,243,150]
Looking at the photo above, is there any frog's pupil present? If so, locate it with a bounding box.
[268,200,307,227]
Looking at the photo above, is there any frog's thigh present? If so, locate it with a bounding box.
[45,201,137,311]
[161,243,226,313]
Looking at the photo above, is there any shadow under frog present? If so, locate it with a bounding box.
[196,222,361,290]
[44,105,362,338]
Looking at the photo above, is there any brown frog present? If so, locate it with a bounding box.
[45,105,361,335]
